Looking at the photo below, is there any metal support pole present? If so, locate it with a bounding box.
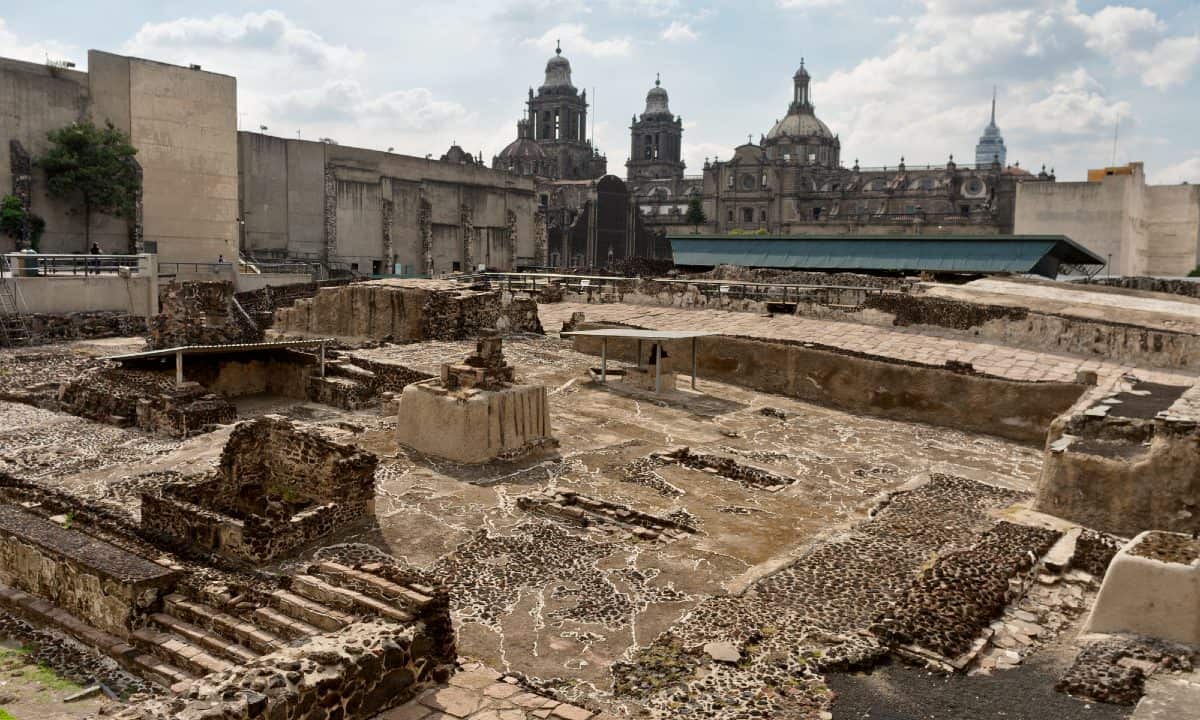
[636,339,643,370]
[601,338,607,383]
[175,351,183,387]
[691,336,697,390]
[319,340,326,378]
[654,342,662,394]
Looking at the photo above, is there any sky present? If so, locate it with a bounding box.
[3,0,1199,183]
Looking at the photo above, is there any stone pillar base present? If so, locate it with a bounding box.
[397,381,554,463]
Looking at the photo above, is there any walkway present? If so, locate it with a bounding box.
[538,303,1198,388]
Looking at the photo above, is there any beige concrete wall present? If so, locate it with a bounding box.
[12,273,158,316]
[1015,164,1200,276]
[0,57,127,253]
[239,134,537,274]
[93,52,239,265]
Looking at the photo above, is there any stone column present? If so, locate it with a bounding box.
[322,164,337,267]
[382,198,395,275]
[419,196,433,277]
[9,140,32,249]
[534,210,548,266]
[505,209,518,270]
[460,203,475,271]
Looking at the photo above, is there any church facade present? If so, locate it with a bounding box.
[633,61,1051,237]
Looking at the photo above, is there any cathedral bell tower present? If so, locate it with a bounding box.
[626,74,685,182]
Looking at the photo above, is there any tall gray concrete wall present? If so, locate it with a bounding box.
[1015,163,1200,276]
[0,52,239,262]
[239,133,537,275]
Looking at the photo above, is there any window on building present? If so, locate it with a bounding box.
[542,111,551,140]
[742,207,754,223]
[904,205,916,214]
[960,204,970,216]
[727,209,734,222]
[761,172,767,187]
[554,110,561,140]
[812,207,822,221]
[727,174,735,189]
[540,194,549,208]
[452,261,461,271]
[371,260,381,276]
[351,262,359,272]
[759,209,767,221]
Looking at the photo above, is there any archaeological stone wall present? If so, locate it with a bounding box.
[274,279,542,341]
[0,505,177,638]
[234,278,355,329]
[108,618,448,720]
[60,366,235,437]
[149,280,262,349]
[16,312,147,345]
[571,322,1085,443]
[142,417,377,564]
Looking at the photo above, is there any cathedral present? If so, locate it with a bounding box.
[492,42,607,182]
[632,61,1051,237]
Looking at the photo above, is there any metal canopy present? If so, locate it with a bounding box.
[105,338,336,387]
[667,234,1106,278]
[562,330,714,393]
[561,329,716,340]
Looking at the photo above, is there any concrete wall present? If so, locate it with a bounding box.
[1015,163,1200,276]
[571,325,1085,443]
[12,275,157,316]
[0,57,126,253]
[0,52,239,263]
[238,133,537,274]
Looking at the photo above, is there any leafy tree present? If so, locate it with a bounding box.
[1189,266,1200,278]
[38,120,140,247]
[684,196,707,233]
[0,195,25,244]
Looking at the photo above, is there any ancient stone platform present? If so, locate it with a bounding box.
[1085,531,1200,646]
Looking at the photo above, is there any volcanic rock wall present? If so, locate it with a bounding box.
[273,279,542,341]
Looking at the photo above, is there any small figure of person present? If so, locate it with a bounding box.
[88,242,101,275]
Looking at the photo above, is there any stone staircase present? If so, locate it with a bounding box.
[307,358,379,410]
[125,560,438,691]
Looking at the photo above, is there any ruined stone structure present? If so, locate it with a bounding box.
[239,134,539,275]
[143,417,377,564]
[60,366,236,438]
[148,280,262,349]
[0,53,237,261]
[397,335,554,463]
[273,279,542,341]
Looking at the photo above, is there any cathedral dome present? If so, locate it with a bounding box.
[541,42,574,91]
[643,74,671,117]
[766,112,834,141]
[498,136,546,161]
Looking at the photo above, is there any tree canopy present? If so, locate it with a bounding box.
[685,196,707,233]
[38,120,140,245]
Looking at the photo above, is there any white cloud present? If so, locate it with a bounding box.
[1151,156,1200,185]
[608,0,680,17]
[777,0,843,8]
[124,10,362,71]
[1131,35,1200,91]
[662,21,697,42]
[522,24,632,57]
[0,17,78,66]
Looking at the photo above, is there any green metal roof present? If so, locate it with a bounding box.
[666,234,1105,278]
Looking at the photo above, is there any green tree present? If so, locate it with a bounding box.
[1189,266,1200,277]
[0,195,25,244]
[684,196,707,233]
[38,120,140,247]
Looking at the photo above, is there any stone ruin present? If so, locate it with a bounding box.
[396,333,555,463]
[60,366,236,438]
[148,280,262,350]
[143,416,377,565]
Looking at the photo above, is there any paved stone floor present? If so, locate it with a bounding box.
[378,663,613,720]
[538,303,1198,387]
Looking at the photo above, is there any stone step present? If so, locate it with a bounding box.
[313,561,433,610]
[291,573,414,624]
[253,605,326,640]
[149,613,259,665]
[131,627,232,678]
[163,594,284,654]
[129,652,195,689]
[268,588,355,632]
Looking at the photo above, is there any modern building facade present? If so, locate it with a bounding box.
[975,89,1007,169]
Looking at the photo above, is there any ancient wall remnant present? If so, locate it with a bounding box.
[141,417,377,564]
[1084,531,1200,647]
[60,366,236,437]
[149,280,262,349]
[570,322,1086,443]
[396,335,555,463]
[109,618,448,720]
[0,505,178,637]
[273,279,542,341]
[1035,381,1200,536]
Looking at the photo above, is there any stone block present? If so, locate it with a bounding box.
[397,381,553,464]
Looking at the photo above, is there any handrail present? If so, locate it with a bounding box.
[3,252,144,276]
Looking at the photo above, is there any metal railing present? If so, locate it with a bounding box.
[158,261,232,277]
[2,253,143,277]
[650,278,892,307]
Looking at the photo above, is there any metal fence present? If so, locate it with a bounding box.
[2,253,143,277]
